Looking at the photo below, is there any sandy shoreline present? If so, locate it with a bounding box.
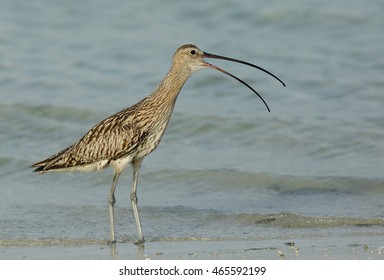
[1,235,383,260]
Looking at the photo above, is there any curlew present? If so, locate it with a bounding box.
[31,44,285,245]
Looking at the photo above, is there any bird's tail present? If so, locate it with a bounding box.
[31,146,73,173]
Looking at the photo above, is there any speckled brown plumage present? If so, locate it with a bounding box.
[31,44,285,245]
[32,48,189,173]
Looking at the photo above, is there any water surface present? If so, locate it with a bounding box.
[0,0,383,258]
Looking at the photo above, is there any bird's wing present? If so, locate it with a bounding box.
[32,108,141,172]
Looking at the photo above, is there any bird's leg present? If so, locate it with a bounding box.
[108,171,121,244]
[131,158,145,245]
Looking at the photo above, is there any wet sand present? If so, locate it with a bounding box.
[1,235,383,260]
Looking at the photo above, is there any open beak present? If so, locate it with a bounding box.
[202,51,285,112]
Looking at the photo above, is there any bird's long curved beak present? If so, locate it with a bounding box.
[202,51,285,112]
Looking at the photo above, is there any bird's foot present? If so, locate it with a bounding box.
[133,238,145,246]
[107,239,117,246]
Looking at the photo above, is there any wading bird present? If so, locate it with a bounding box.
[32,44,285,245]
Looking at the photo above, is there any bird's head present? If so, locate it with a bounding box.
[171,44,285,112]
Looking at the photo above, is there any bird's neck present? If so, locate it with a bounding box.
[151,66,192,106]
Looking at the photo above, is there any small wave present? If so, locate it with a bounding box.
[146,169,384,195]
[235,212,384,228]
[11,103,101,123]
[0,238,105,247]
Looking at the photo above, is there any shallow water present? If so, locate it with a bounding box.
[0,0,383,256]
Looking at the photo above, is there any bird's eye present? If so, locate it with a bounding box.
[190,50,196,55]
